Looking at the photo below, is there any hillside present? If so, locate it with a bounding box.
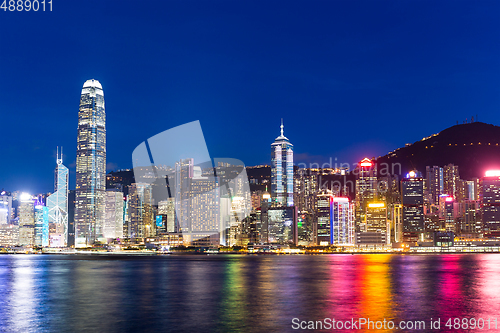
[376,122,500,180]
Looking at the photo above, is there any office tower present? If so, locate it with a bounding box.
[331,197,354,245]
[128,183,154,238]
[443,196,455,232]
[188,169,220,247]
[67,190,76,247]
[0,191,12,225]
[465,180,479,201]
[75,79,106,247]
[271,120,294,207]
[426,166,443,206]
[393,204,403,242]
[401,171,424,242]
[175,158,194,236]
[363,201,390,244]
[460,200,481,235]
[267,206,297,244]
[443,164,460,200]
[104,190,124,239]
[18,193,35,246]
[47,148,69,247]
[316,192,332,245]
[480,170,500,234]
[0,224,19,246]
[34,199,49,247]
[355,158,377,232]
[294,168,319,213]
[157,198,176,233]
[258,191,271,244]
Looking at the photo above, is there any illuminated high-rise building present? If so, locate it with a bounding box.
[480,170,500,234]
[47,148,69,247]
[393,203,403,242]
[355,158,377,231]
[443,196,455,232]
[365,201,390,244]
[443,164,460,200]
[104,190,124,239]
[331,197,354,246]
[128,183,154,238]
[426,166,443,206]
[18,193,35,246]
[34,199,49,247]
[0,191,12,225]
[401,171,424,242]
[271,120,294,207]
[316,192,332,245]
[75,79,106,247]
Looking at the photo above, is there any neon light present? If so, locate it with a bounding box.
[359,158,373,167]
[333,197,349,203]
[445,197,454,202]
[368,202,385,208]
[485,170,500,177]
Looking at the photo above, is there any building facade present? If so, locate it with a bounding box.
[75,79,106,247]
[47,148,69,247]
[271,121,294,207]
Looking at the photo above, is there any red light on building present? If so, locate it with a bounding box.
[445,196,454,202]
[359,158,373,167]
[485,170,500,177]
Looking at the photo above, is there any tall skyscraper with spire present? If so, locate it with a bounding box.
[47,147,69,247]
[75,79,106,247]
[269,120,297,245]
[271,120,294,207]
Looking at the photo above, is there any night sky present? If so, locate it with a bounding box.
[1,0,499,194]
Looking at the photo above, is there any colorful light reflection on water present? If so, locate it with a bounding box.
[0,254,499,332]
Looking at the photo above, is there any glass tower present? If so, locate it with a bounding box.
[271,120,294,207]
[75,79,106,247]
[47,147,69,247]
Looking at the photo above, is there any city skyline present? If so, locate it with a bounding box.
[1,1,500,194]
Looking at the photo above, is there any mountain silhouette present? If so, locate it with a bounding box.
[376,122,500,180]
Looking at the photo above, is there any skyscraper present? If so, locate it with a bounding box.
[104,190,124,239]
[331,197,354,246]
[401,171,424,242]
[127,183,154,239]
[18,193,35,246]
[75,79,106,247]
[426,166,443,206]
[269,120,296,245]
[355,158,377,232]
[271,120,294,207]
[481,170,500,234]
[47,148,69,247]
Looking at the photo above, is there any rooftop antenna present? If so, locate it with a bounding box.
[280,118,284,137]
[57,146,63,165]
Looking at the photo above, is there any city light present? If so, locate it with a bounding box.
[368,202,385,208]
[19,192,32,202]
[359,158,373,167]
[485,170,500,177]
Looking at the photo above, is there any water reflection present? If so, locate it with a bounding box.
[0,254,498,332]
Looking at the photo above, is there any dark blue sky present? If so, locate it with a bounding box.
[1,0,499,194]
